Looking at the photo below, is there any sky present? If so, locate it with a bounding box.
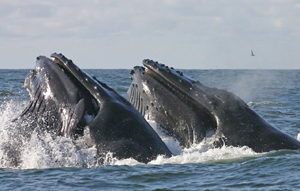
[0,0,300,69]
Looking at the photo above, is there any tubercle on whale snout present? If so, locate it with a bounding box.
[136,60,192,93]
[130,66,147,81]
[130,60,179,79]
[142,59,183,76]
[50,53,78,70]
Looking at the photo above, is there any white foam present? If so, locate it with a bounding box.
[101,152,143,166]
[297,133,300,141]
[149,145,263,165]
[147,120,182,155]
[247,101,282,107]
[43,84,53,99]
[0,100,98,169]
[147,120,263,165]
[19,132,98,169]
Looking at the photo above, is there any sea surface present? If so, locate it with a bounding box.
[0,68,300,190]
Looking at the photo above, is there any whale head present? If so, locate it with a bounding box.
[19,54,172,163]
[128,59,218,147]
[128,59,300,152]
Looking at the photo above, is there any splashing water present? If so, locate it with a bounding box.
[0,100,266,169]
[0,100,98,169]
[147,120,264,165]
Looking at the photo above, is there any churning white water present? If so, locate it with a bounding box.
[0,100,273,169]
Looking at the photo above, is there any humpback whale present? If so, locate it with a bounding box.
[127,59,300,152]
[16,54,172,164]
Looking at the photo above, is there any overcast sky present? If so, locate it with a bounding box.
[0,0,299,69]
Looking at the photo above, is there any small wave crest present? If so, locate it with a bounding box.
[297,133,300,141]
[149,146,262,165]
[247,101,282,107]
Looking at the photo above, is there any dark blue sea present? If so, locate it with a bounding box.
[0,69,300,190]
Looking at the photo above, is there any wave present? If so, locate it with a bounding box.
[297,133,300,141]
[247,101,282,107]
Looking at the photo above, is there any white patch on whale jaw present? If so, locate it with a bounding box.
[60,108,71,137]
[142,82,150,94]
[27,91,33,100]
[43,84,53,99]
[214,114,220,128]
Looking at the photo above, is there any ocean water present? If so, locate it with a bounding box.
[0,68,300,190]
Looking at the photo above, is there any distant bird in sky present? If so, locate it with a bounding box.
[251,50,255,56]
